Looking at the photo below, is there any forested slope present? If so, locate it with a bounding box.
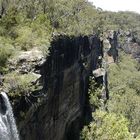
[1,0,140,73]
[82,52,140,139]
[1,0,140,140]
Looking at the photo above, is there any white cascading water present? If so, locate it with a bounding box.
[0,92,19,140]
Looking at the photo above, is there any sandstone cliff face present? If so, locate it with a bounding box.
[19,35,103,140]
[11,30,140,140]
[120,31,140,62]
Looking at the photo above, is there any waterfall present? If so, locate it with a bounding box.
[0,92,19,140]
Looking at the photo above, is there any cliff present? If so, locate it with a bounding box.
[119,31,140,62]
[17,35,103,140]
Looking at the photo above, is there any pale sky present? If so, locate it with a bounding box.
[88,0,140,14]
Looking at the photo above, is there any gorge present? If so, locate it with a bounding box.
[0,32,119,140]
[18,35,103,140]
[0,0,140,139]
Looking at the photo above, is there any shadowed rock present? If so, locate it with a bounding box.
[19,35,103,140]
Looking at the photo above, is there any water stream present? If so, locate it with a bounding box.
[0,92,19,140]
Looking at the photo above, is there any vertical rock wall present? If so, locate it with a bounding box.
[19,35,103,140]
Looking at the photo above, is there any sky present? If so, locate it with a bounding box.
[88,0,140,14]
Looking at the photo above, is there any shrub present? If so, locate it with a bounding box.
[81,110,132,140]
[0,37,14,72]
[3,72,41,97]
[108,52,140,136]
[88,78,102,108]
[14,14,51,52]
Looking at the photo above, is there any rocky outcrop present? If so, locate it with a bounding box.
[18,35,103,140]
[107,30,119,63]
[0,32,118,140]
[8,47,45,74]
[1,47,45,122]
[3,32,118,140]
[120,31,140,62]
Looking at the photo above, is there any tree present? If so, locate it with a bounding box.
[81,110,132,140]
[107,52,140,137]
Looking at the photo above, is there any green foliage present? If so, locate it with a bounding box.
[1,1,140,139]
[15,26,33,50]
[101,11,140,33]
[54,0,99,35]
[0,3,51,51]
[88,78,102,108]
[82,52,140,139]
[109,53,140,91]
[3,72,41,97]
[81,110,132,140]
[108,92,140,137]
[1,0,140,37]
[15,14,51,50]
[0,37,14,72]
[0,0,100,36]
[107,52,140,137]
